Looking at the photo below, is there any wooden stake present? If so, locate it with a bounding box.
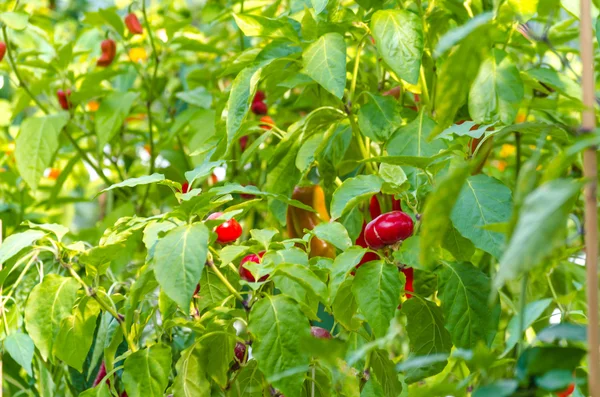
[579,1,599,395]
[1,220,3,397]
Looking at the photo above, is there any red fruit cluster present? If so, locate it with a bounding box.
[0,42,6,62]
[310,326,332,339]
[97,39,116,67]
[208,212,242,243]
[57,89,72,110]
[364,211,413,249]
[125,13,143,35]
[239,252,268,282]
[251,90,267,115]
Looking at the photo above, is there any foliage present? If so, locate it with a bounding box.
[0,0,594,396]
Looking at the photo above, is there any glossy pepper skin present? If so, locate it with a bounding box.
[402,267,414,298]
[57,89,72,110]
[310,326,332,339]
[208,212,243,243]
[125,13,143,35]
[364,211,414,249]
[254,90,266,102]
[251,100,268,115]
[556,383,575,397]
[239,252,268,282]
[0,42,6,62]
[286,185,336,258]
[97,39,116,67]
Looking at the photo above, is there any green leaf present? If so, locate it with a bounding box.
[332,279,360,331]
[473,380,518,397]
[450,175,512,259]
[15,113,69,190]
[516,346,585,380]
[495,179,580,288]
[329,247,366,301]
[507,0,539,21]
[228,360,264,397]
[176,87,212,108]
[437,262,498,349]
[312,222,352,250]
[370,349,403,396]
[173,344,211,397]
[100,173,165,193]
[122,344,172,397]
[361,378,386,397]
[436,120,495,141]
[233,14,298,40]
[442,226,475,261]
[54,297,101,372]
[371,9,423,84]
[98,8,125,36]
[352,261,403,338]
[154,223,209,309]
[502,298,552,356]
[0,230,45,264]
[3,332,34,376]
[95,92,138,150]
[0,12,29,30]
[250,228,279,250]
[302,32,347,99]
[536,323,587,343]
[433,25,490,130]
[248,295,311,397]
[386,112,446,157]
[358,93,402,142]
[311,0,328,13]
[526,68,580,100]
[330,175,383,219]
[24,222,69,241]
[185,160,226,187]
[24,274,80,361]
[227,66,262,151]
[469,49,524,125]
[420,162,471,268]
[401,298,452,383]
[434,13,493,57]
[273,263,328,303]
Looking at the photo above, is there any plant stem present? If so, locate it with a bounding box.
[514,131,522,178]
[349,36,367,104]
[65,266,138,352]
[516,273,528,357]
[207,259,244,302]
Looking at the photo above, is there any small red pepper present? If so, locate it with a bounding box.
[364,211,414,249]
[401,267,414,298]
[208,212,242,243]
[556,383,575,397]
[254,90,266,103]
[0,42,6,62]
[260,115,274,130]
[239,252,268,282]
[97,39,116,67]
[56,89,72,110]
[369,195,382,219]
[310,326,332,339]
[124,13,143,35]
[234,342,247,363]
[251,100,268,115]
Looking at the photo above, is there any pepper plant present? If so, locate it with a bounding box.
[0,0,596,396]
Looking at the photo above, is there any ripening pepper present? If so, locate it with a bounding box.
[0,42,6,62]
[125,13,143,35]
[97,39,116,67]
[287,185,335,258]
[56,89,72,110]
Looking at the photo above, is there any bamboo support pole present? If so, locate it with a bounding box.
[579,1,599,395]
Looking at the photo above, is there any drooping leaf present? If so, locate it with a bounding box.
[273,263,328,303]
[95,92,138,150]
[495,179,580,288]
[227,66,262,150]
[54,297,101,372]
[450,175,512,259]
[173,344,211,397]
[332,279,360,331]
[371,9,424,84]
[153,223,209,309]
[0,11,29,30]
[370,349,403,396]
[3,332,34,376]
[233,14,298,40]
[437,262,498,349]
[302,33,347,99]
[0,230,45,264]
[329,246,367,301]
[358,93,402,142]
[100,173,165,193]
[228,360,264,397]
[502,298,552,356]
[352,261,403,338]
[15,113,69,190]
[401,298,452,383]
[24,274,80,361]
[122,343,172,397]
[248,295,311,397]
[469,49,524,125]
